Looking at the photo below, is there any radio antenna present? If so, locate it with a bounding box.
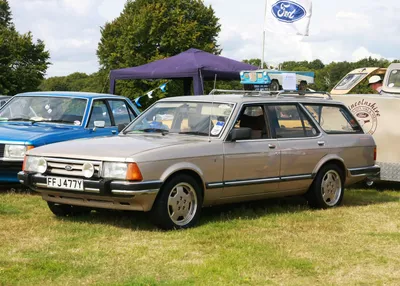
[208,74,217,142]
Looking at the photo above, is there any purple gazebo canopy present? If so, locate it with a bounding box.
[109,48,257,95]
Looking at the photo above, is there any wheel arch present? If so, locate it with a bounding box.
[312,155,347,180]
[159,163,205,198]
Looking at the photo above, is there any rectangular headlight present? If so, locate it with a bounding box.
[23,156,41,172]
[102,162,142,181]
[5,145,32,158]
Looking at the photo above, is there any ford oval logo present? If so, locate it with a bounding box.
[356,112,370,119]
[271,1,306,23]
[65,165,73,171]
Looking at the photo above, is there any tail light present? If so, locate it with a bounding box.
[374,147,377,161]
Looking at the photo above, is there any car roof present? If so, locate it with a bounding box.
[14,91,128,100]
[159,93,344,105]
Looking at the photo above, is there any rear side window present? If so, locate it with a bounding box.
[266,104,319,138]
[304,104,363,134]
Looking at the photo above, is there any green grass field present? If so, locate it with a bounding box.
[0,186,399,286]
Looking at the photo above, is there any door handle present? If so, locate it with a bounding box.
[317,141,325,146]
[268,144,276,149]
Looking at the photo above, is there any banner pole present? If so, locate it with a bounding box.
[262,0,268,69]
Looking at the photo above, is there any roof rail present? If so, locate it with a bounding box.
[209,89,277,96]
[276,90,332,100]
[209,89,332,100]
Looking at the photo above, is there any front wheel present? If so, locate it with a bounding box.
[47,202,92,217]
[306,164,344,209]
[150,174,203,230]
[269,80,280,91]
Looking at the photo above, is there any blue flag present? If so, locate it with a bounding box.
[134,96,142,107]
[160,83,167,92]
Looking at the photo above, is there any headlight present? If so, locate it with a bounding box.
[82,162,95,178]
[102,162,143,181]
[23,156,47,173]
[4,145,32,158]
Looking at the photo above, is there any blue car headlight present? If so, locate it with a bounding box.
[4,145,32,159]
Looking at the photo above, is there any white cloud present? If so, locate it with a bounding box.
[62,0,94,15]
[352,47,384,62]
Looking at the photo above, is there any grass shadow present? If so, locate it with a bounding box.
[54,208,159,232]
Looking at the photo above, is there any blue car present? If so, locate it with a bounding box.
[0,91,140,183]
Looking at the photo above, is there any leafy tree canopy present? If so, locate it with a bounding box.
[97,0,221,99]
[0,0,50,95]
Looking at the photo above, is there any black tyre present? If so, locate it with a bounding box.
[47,202,92,217]
[150,174,203,230]
[269,80,280,91]
[306,164,345,209]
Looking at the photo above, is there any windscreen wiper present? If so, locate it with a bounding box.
[32,119,75,124]
[125,128,169,136]
[6,118,34,122]
[179,131,209,136]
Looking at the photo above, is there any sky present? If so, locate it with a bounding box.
[8,0,399,77]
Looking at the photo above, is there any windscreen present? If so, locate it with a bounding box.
[0,96,87,125]
[125,101,234,137]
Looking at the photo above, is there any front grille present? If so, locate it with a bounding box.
[0,144,4,158]
[44,157,102,178]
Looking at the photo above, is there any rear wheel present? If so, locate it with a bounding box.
[150,174,203,230]
[306,164,344,209]
[47,202,92,217]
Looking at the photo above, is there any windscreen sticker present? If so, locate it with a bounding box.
[211,121,225,135]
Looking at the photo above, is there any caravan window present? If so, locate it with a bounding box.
[335,73,365,90]
[388,70,400,88]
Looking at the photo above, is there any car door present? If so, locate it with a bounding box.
[86,99,117,137]
[266,103,326,192]
[222,104,280,198]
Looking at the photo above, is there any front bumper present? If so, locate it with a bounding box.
[18,171,162,211]
[0,160,23,183]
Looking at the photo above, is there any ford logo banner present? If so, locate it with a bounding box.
[271,1,306,23]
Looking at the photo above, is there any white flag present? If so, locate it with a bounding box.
[147,90,154,99]
[265,0,312,36]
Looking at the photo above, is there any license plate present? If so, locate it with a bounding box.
[46,177,84,191]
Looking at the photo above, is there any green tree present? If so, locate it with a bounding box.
[0,0,50,95]
[97,0,221,100]
[0,0,12,27]
[40,71,109,93]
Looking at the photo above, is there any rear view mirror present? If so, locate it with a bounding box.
[94,121,105,128]
[118,123,128,132]
[93,121,105,131]
[230,127,252,141]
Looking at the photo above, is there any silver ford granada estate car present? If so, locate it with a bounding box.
[19,90,380,230]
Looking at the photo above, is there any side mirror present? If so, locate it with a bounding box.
[230,127,252,141]
[93,121,105,131]
[118,123,128,133]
